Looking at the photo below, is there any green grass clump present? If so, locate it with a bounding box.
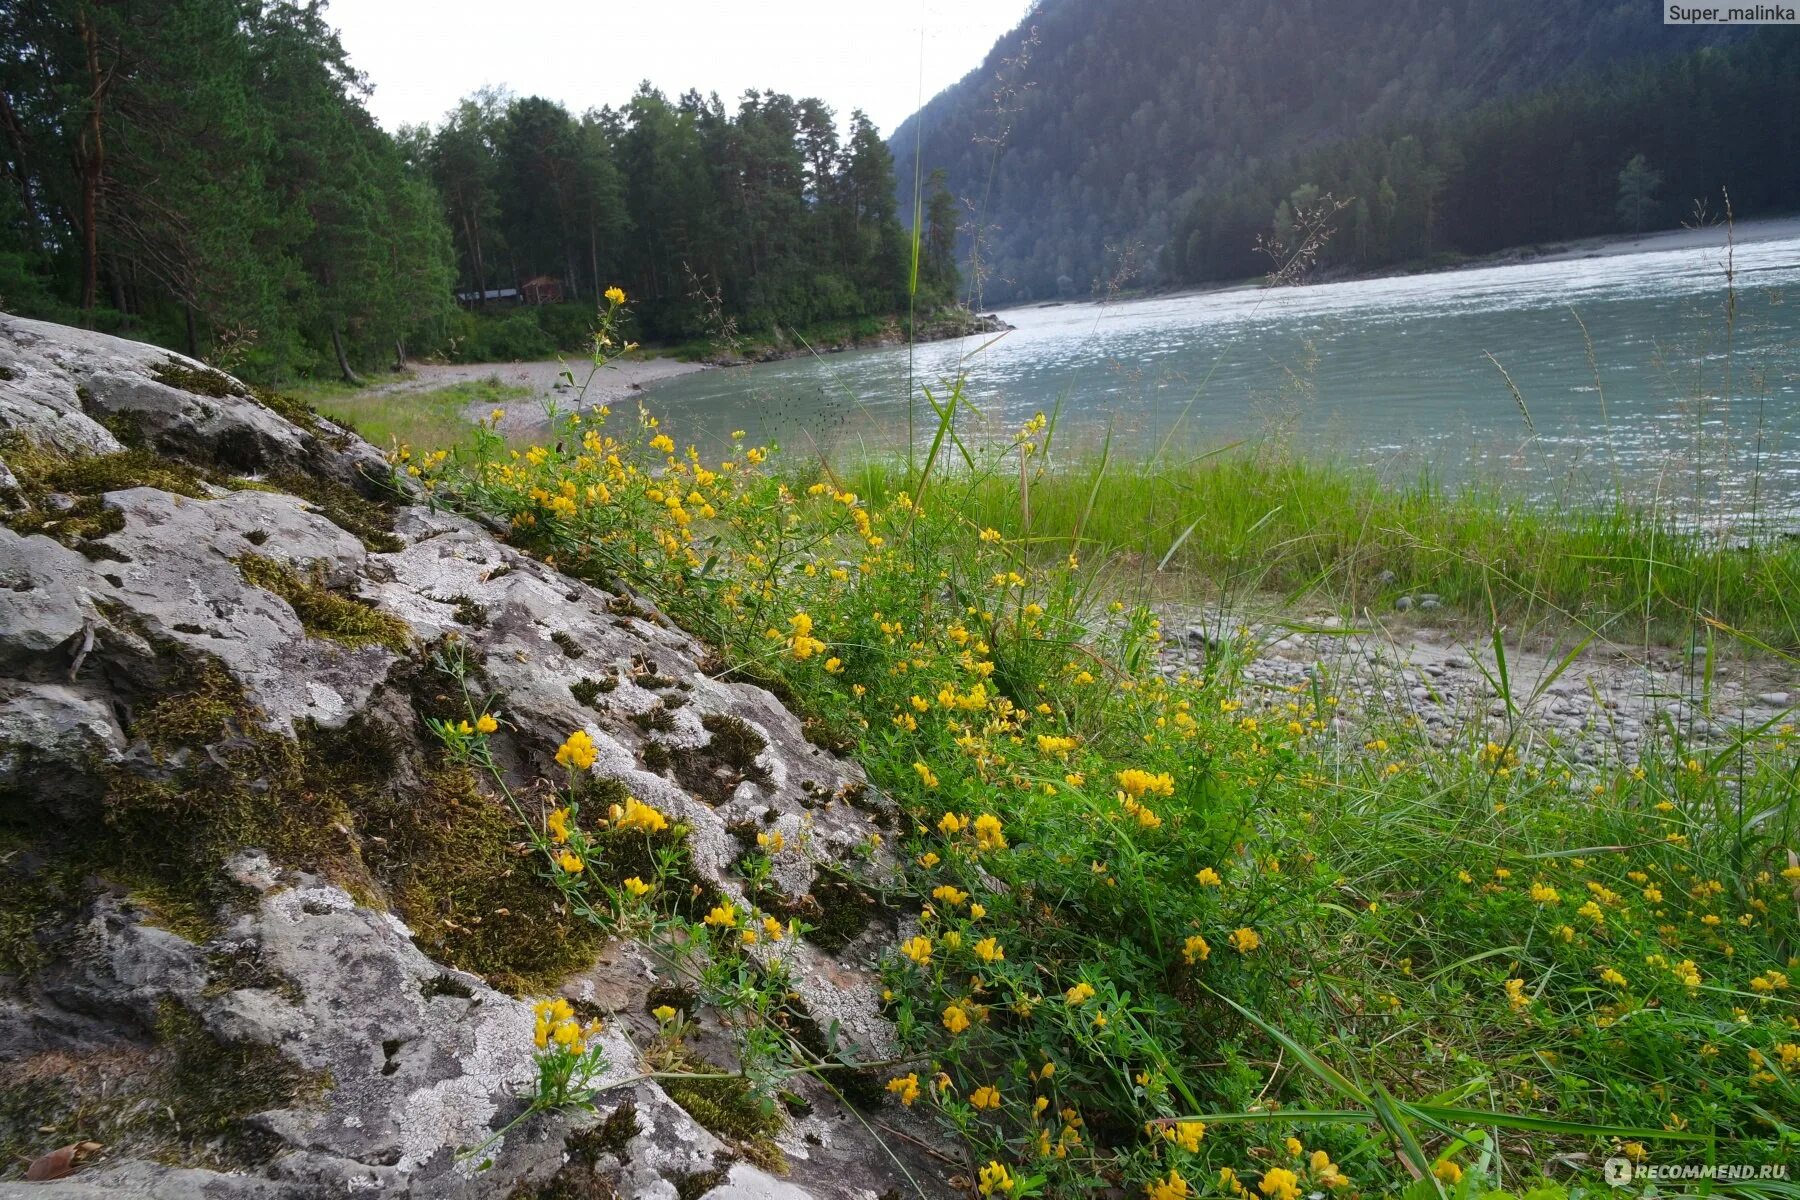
[296,375,531,455]
[235,553,410,652]
[847,452,1800,651]
[413,394,1800,1200]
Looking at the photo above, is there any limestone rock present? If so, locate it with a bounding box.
[0,317,938,1198]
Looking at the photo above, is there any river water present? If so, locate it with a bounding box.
[640,229,1800,527]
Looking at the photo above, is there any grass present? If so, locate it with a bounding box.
[412,388,1800,1200]
[293,374,529,453]
[848,452,1800,653]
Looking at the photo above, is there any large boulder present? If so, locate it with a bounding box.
[0,316,939,1199]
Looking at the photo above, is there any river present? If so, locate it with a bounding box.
[638,225,1800,527]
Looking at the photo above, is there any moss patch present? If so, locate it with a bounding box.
[660,1054,783,1172]
[0,1003,320,1179]
[672,1162,733,1200]
[359,763,607,994]
[248,385,322,434]
[571,676,616,708]
[151,357,243,400]
[259,469,401,553]
[569,1100,639,1162]
[153,1001,316,1158]
[236,553,410,652]
[660,713,770,806]
[0,436,212,556]
[747,865,882,954]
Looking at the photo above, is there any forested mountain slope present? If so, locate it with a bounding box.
[890,0,1761,301]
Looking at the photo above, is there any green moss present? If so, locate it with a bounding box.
[658,714,770,806]
[628,705,675,734]
[0,436,212,555]
[446,594,488,627]
[150,357,243,400]
[1,1000,324,1177]
[359,763,607,994]
[154,1001,316,1156]
[248,385,322,433]
[607,595,659,624]
[661,1058,783,1172]
[571,678,605,708]
[259,469,401,553]
[41,448,210,499]
[0,842,84,977]
[236,553,410,653]
[551,631,585,659]
[673,1163,733,1200]
[569,1100,639,1162]
[135,655,244,746]
[640,741,672,774]
[750,867,881,954]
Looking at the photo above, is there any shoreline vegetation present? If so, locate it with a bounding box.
[390,307,1800,1197]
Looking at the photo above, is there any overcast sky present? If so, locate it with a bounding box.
[326,0,1032,138]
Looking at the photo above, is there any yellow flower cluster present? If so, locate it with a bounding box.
[532,997,601,1052]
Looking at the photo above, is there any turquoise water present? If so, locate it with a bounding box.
[641,232,1800,526]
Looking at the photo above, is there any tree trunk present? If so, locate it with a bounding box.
[589,225,600,304]
[184,306,198,358]
[331,325,362,386]
[76,7,107,314]
[393,339,406,372]
[0,87,39,229]
[462,209,487,308]
[107,258,128,315]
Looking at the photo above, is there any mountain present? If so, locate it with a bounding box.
[889,0,1758,302]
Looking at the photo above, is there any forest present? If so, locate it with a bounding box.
[1167,32,1800,283]
[890,0,1775,302]
[0,1,957,381]
[414,86,959,357]
[0,0,452,381]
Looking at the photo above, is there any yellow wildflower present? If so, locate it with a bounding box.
[977,1162,1015,1196]
[615,797,669,834]
[1259,1167,1300,1200]
[886,1073,920,1105]
[555,729,598,771]
[1227,927,1261,954]
[1147,1169,1191,1200]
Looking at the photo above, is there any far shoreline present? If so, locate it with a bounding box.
[1006,212,1800,313]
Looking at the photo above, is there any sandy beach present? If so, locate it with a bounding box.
[369,355,711,436]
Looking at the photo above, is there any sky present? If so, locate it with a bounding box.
[326,0,1032,138]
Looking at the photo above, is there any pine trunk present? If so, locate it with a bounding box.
[331,325,362,385]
